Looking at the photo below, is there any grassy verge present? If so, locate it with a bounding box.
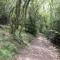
[0,26,34,60]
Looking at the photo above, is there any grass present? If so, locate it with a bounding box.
[0,26,34,60]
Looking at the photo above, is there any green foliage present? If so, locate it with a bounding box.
[25,16,37,36]
[0,0,5,17]
[0,37,17,60]
[0,28,34,60]
[0,0,60,59]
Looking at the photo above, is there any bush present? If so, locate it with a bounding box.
[25,16,37,36]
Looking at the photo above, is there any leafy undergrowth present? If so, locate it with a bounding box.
[0,27,34,60]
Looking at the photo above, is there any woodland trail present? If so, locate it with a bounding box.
[12,33,59,60]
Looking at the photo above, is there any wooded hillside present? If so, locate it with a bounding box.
[0,0,60,60]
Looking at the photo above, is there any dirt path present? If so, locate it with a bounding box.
[13,34,59,60]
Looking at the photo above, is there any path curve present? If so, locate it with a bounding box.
[13,34,59,60]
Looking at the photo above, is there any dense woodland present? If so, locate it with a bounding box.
[0,0,60,60]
